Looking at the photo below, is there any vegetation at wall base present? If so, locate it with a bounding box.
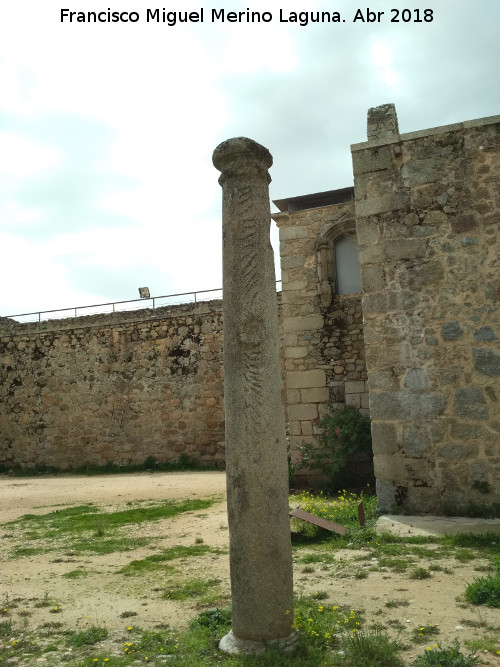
[0,452,222,477]
[297,404,374,491]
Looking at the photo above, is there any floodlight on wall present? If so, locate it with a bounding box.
[138,287,150,299]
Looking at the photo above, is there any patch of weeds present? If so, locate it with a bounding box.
[68,625,109,646]
[473,563,495,572]
[355,570,369,579]
[464,636,500,655]
[458,618,488,629]
[311,590,329,600]
[335,629,404,666]
[0,620,14,638]
[34,593,54,608]
[10,546,45,558]
[62,569,88,579]
[429,564,451,573]
[163,578,220,600]
[122,629,179,661]
[445,532,500,550]
[455,549,475,563]
[409,567,432,580]
[464,574,500,607]
[119,544,214,575]
[69,536,152,556]
[298,552,337,564]
[302,566,315,574]
[411,624,439,643]
[409,546,446,559]
[379,557,410,572]
[293,598,364,646]
[17,608,32,617]
[385,599,409,608]
[413,639,480,666]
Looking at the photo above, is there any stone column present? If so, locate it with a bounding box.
[213,137,295,654]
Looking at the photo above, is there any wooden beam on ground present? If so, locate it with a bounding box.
[289,507,346,535]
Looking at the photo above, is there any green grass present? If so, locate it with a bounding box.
[68,625,109,646]
[62,569,88,579]
[9,499,215,535]
[5,499,216,558]
[163,578,221,600]
[118,544,216,575]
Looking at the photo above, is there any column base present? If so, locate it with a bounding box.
[219,629,297,655]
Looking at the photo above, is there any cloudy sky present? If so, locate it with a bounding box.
[1,0,499,319]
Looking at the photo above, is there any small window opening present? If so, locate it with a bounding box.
[334,236,362,295]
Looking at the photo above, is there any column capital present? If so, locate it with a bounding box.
[213,137,272,185]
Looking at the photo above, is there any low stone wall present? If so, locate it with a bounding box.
[353,107,500,513]
[0,301,225,469]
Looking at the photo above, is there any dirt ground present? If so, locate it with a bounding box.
[1,471,499,665]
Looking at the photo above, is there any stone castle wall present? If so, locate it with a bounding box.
[353,108,500,512]
[0,301,226,469]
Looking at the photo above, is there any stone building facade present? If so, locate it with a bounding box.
[352,105,500,513]
[272,190,369,460]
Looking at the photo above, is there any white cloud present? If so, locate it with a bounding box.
[370,41,400,89]
[0,133,61,177]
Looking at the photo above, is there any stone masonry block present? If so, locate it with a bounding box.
[374,455,406,482]
[453,387,489,420]
[288,402,318,422]
[285,346,308,359]
[371,421,398,455]
[301,387,329,403]
[279,226,308,241]
[345,380,365,394]
[301,421,313,436]
[358,243,385,265]
[281,254,306,269]
[472,347,500,377]
[356,192,407,217]
[287,369,326,389]
[370,391,447,419]
[283,315,324,333]
[384,239,427,261]
[356,219,380,245]
[360,264,386,292]
[286,389,301,404]
[345,393,361,408]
